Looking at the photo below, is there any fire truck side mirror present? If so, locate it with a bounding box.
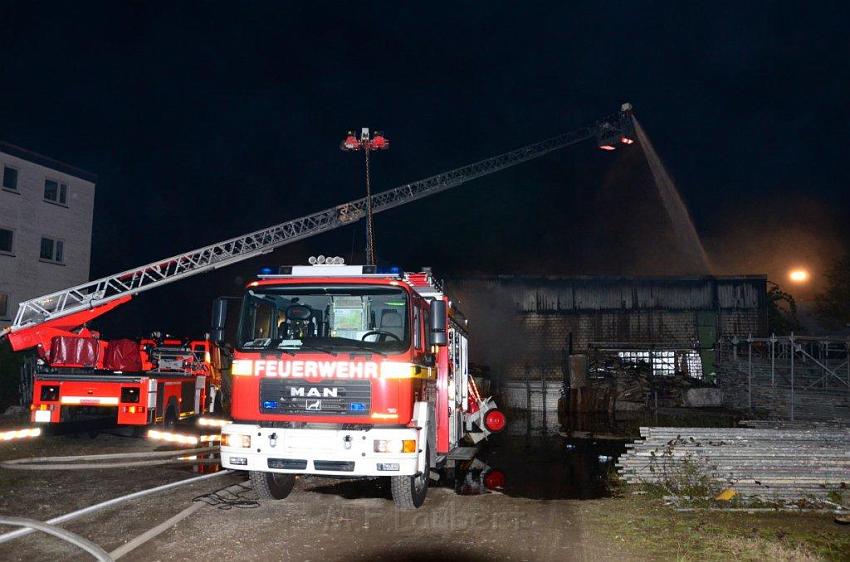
[429,299,447,346]
[211,297,229,344]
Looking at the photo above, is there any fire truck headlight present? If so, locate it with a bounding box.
[0,427,41,441]
[231,360,254,376]
[380,362,415,379]
[222,433,251,448]
[197,417,231,427]
[373,439,415,453]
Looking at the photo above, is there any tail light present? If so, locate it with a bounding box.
[122,405,145,414]
[30,403,55,411]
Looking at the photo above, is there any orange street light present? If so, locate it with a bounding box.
[788,269,810,284]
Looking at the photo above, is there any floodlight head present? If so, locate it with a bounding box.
[341,131,361,151]
[369,131,389,151]
[596,123,619,150]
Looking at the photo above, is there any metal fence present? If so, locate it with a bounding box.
[717,333,850,421]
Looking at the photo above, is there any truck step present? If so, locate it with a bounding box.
[446,446,478,461]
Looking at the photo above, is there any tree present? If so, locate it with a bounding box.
[767,283,800,335]
[815,257,850,329]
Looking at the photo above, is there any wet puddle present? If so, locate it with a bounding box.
[453,432,625,499]
[452,408,741,500]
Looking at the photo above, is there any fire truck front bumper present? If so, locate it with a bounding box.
[220,424,421,477]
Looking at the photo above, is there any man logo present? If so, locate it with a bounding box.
[289,387,339,398]
[306,400,322,411]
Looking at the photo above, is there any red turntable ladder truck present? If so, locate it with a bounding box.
[27,331,219,428]
[215,263,507,508]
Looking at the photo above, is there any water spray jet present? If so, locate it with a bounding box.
[631,116,713,274]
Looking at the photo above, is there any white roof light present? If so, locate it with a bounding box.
[308,255,345,266]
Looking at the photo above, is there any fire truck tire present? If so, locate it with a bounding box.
[212,391,224,416]
[220,372,232,414]
[250,470,295,500]
[162,402,178,429]
[391,446,430,510]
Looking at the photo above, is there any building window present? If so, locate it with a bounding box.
[2,166,18,191]
[617,349,703,379]
[0,228,13,255]
[40,237,64,263]
[618,350,676,377]
[0,293,9,319]
[44,179,68,205]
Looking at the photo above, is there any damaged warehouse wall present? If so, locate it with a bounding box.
[450,275,769,384]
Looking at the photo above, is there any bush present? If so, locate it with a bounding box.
[646,436,720,504]
[0,339,25,412]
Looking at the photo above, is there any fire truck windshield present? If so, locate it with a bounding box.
[237,285,410,354]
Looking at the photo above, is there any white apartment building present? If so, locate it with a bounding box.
[0,141,96,328]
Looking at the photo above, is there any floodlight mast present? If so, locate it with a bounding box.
[4,105,634,348]
[340,128,390,265]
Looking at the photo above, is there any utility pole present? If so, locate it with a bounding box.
[340,128,389,265]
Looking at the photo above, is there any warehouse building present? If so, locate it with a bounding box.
[0,141,96,327]
[451,275,769,385]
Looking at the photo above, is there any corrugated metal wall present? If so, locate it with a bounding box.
[450,275,768,381]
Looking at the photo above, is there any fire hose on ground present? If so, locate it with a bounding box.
[0,468,235,546]
[0,477,247,561]
[0,446,219,470]
[0,516,113,562]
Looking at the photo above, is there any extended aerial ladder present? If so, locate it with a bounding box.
[3,104,634,351]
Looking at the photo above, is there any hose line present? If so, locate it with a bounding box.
[0,516,113,562]
[0,470,234,544]
[0,446,218,470]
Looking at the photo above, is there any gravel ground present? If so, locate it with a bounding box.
[0,428,626,561]
[130,479,622,562]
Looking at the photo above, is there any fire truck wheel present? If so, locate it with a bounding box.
[391,446,430,510]
[250,471,295,500]
[162,403,178,429]
[212,391,225,415]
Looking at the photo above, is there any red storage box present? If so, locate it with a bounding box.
[48,336,99,368]
[103,339,143,372]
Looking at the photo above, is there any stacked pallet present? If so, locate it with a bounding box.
[739,419,850,430]
[618,427,850,504]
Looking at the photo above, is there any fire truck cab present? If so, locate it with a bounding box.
[218,263,504,509]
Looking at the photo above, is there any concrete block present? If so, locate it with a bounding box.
[685,388,723,408]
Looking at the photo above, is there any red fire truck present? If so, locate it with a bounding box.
[216,262,505,509]
[23,324,219,428]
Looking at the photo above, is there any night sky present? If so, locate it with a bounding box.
[1,2,847,336]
